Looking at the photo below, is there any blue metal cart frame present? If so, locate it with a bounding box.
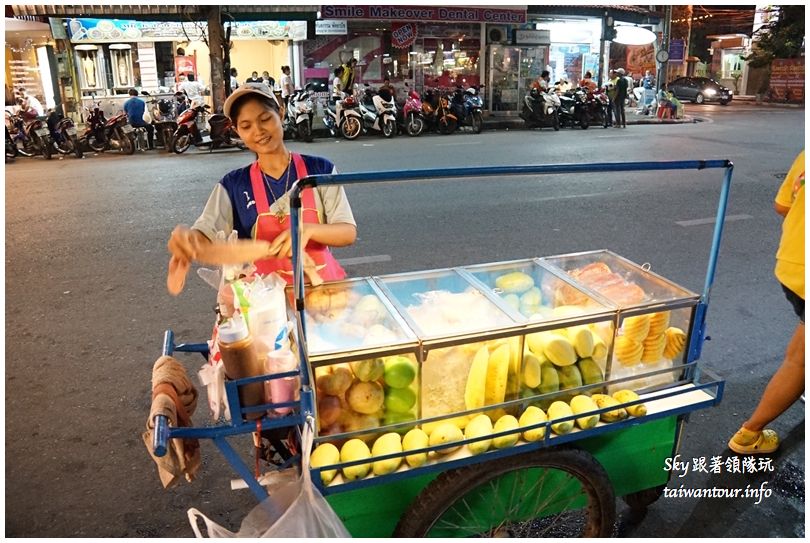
[154,159,732,511]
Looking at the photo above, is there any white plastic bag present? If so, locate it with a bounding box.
[187,420,351,538]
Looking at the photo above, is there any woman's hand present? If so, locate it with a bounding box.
[167,225,202,261]
[268,226,313,258]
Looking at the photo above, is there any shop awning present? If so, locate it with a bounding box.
[529,5,661,25]
[8,5,319,21]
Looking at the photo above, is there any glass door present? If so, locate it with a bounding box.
[488,45,521,112]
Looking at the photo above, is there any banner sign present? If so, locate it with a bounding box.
[174,56,197,80]
[668,39,685,63]
[320,6,527,24]
[391,22,418,49]
[514,29,550,45]
[67,18,303,42]
[769,58,804,102]
[315,20,347,35]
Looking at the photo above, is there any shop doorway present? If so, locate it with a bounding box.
[487,45,548,114]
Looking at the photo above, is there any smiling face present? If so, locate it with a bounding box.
[233,96,286,156]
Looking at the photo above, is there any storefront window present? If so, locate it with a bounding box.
[302,22,480,94]
[6,28,55,109]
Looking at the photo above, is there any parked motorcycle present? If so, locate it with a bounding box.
[78,99,109,153]
[359,84,397,138]
[323,91,363,140]
[5,110,52,159]
[146,93,178,152]
[5,126,16,162]
[556,88,584,129]
[579,87,610,129]
[449,86,484,134]
[397,84,424,137]
[46,109,83,158]
[171,97,245,153]
[520,87,560,131]
[81,98,135,154]
[422,89,458,134]
[283,83,315,142]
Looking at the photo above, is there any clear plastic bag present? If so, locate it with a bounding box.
[187,420,351,538]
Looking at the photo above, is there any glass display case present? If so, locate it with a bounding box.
[296,278,418,365]
[373,265,616,432]
[541,250,700,391]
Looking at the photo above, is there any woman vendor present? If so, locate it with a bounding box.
[167,82,356,288]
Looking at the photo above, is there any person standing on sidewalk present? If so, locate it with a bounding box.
[605,69,618,127]
[280,66,295,108]
[613,68,628,128]
[728,150,804,454]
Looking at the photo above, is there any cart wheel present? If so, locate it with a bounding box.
[622,484,666,512]
[393,447,616,538]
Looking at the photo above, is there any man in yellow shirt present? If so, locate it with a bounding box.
[729,150,804,454]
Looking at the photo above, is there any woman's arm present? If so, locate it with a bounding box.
[268,222,356,258]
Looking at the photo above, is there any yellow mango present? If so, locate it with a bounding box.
[612,389,647,417]
[547,401,575,435]
[522,351,544,388]
[371,432,403,476]
[464,414,493,455]
[518,405,547,442]
[340,439,372,481]
[428,422,464,455]
[495,272,535,294]
[311,443,340,485]
[569,395,599,429]
[402,428,429,468]
[591,394,628,423]
[568,325,595,358]
[492,415,520,448]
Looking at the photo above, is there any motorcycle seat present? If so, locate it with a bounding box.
[327,103,337,113]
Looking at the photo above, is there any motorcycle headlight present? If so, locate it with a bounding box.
[704,88,717,96]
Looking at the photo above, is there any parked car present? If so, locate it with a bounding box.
[666,77,733,105]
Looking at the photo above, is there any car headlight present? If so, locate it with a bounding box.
[704,88,717,96]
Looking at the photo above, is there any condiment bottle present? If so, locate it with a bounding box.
[264,348,300,416]
[218,316,265,420]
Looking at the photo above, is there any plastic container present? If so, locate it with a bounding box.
[218,316,266,420]
[264,348,299,416]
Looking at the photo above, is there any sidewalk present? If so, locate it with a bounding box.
[481,111,695,131]
[732,94,804,108]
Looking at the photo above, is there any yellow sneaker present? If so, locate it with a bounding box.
[728,427,780,455]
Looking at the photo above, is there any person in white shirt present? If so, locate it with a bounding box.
[331,66,344,103]
[179,73,206,99]
[17,88,44,116]
[280,66,295,106]
[229,68,239,92]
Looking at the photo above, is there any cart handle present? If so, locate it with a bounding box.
[153,414,169,457]
[288,160,734,376]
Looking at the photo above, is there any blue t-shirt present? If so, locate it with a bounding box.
[123,97,146,126]
[220,154,337,239]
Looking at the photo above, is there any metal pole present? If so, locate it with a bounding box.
[598,13,607,87]
[657,5,672,94]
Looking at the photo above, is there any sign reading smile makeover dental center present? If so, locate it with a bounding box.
[320,5,527,24]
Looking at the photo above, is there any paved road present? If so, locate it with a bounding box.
[5,102,805,537]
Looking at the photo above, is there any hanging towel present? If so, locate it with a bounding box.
[142,355,201,488]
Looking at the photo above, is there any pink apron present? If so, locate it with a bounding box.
[248,153,346,283]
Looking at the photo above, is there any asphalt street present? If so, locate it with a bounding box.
[4,101,805,537]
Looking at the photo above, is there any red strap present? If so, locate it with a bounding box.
[249,161,270,215]
[291,152,307,178]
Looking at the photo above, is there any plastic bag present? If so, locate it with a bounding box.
[187,420,351,538]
